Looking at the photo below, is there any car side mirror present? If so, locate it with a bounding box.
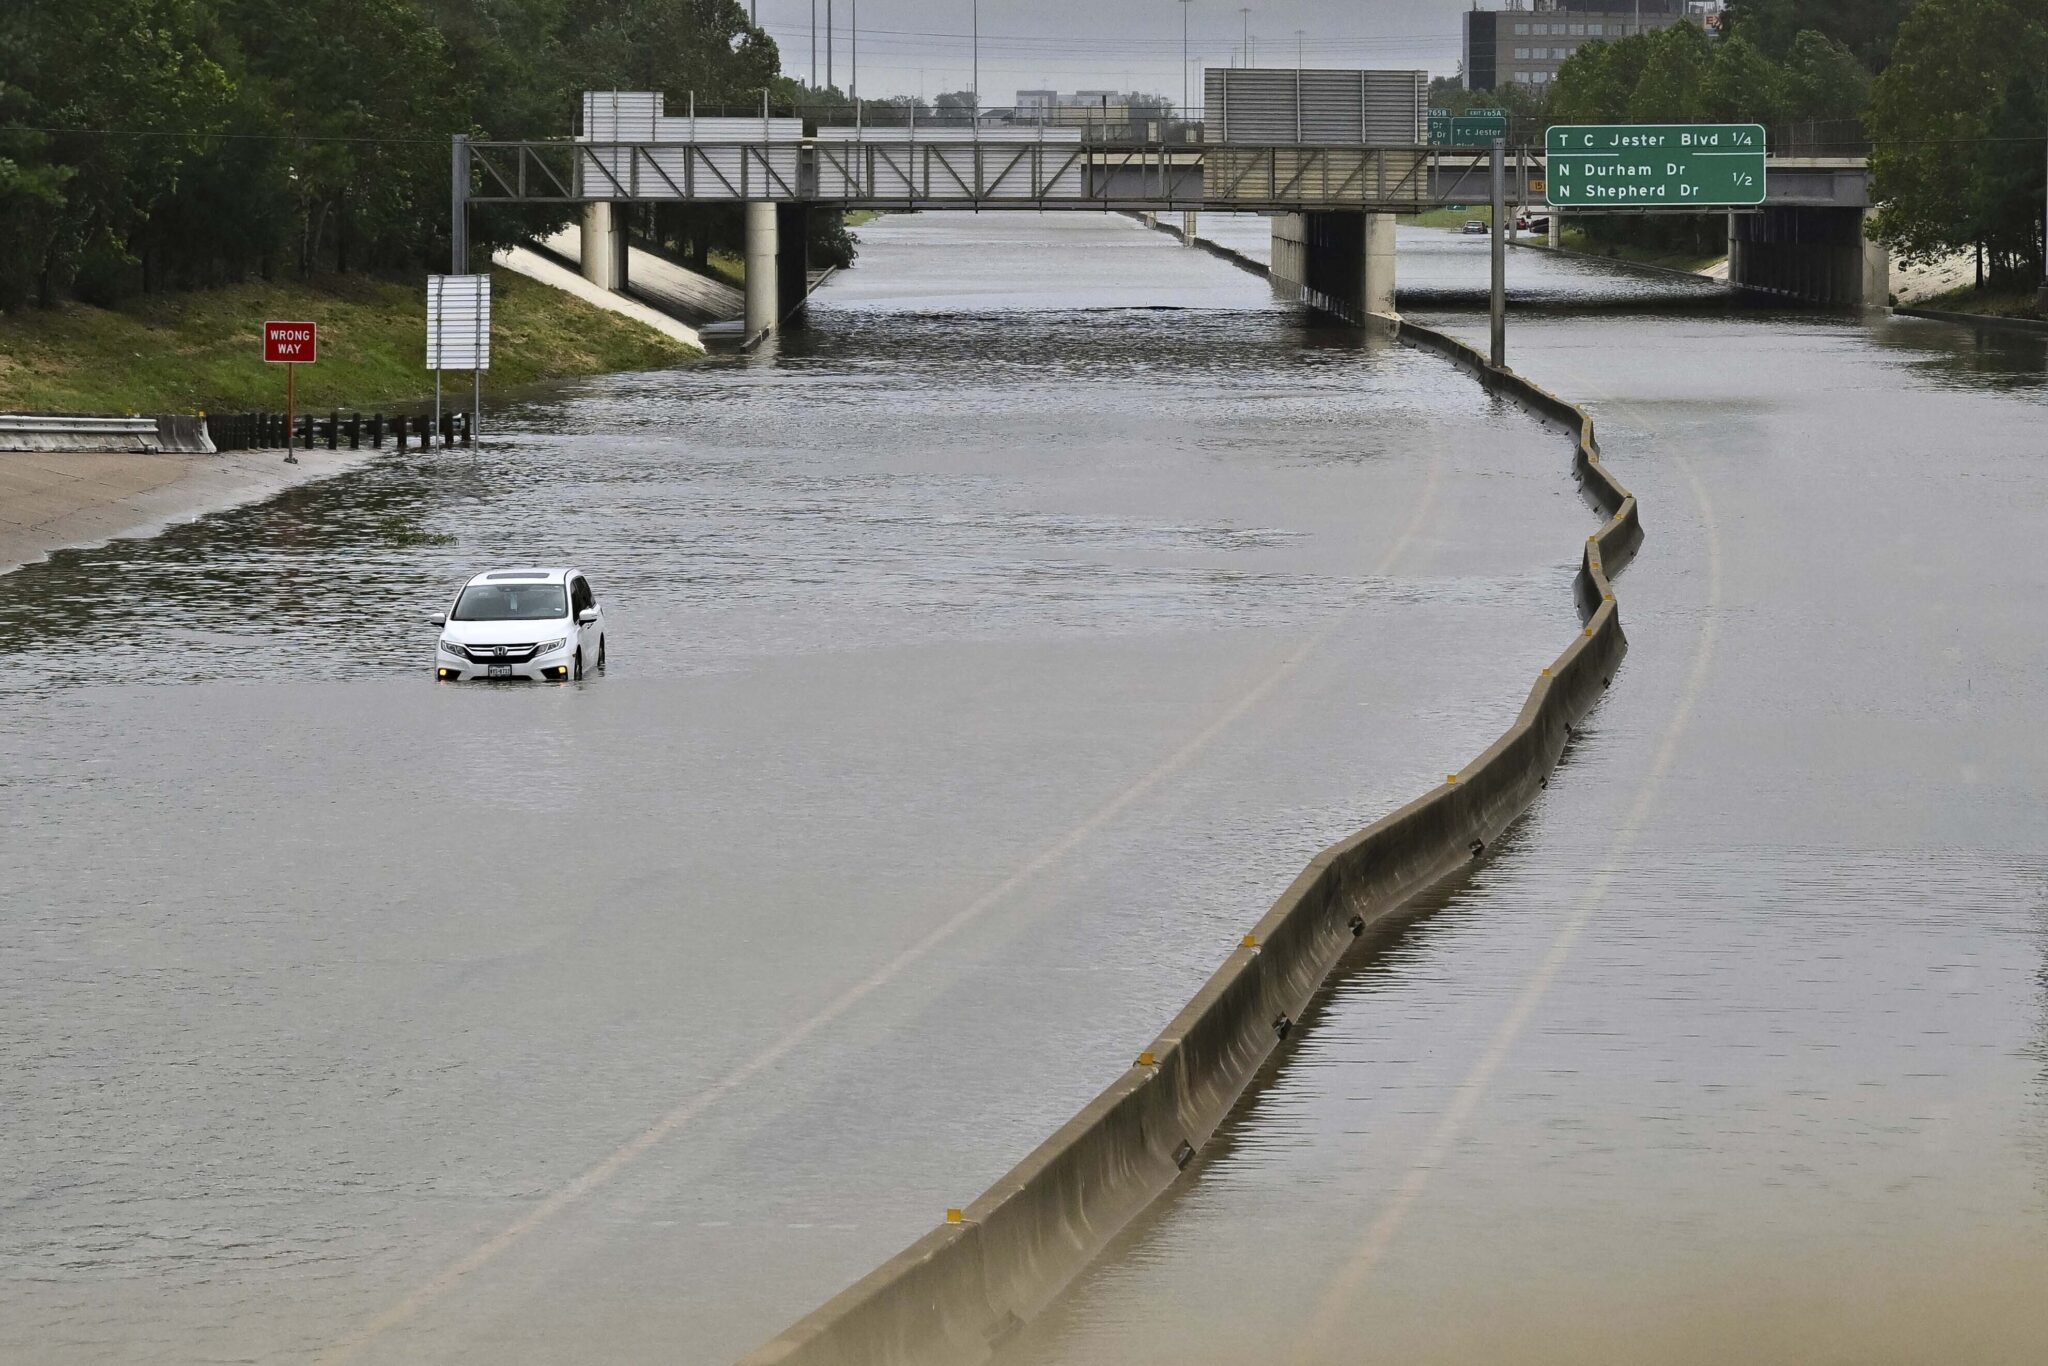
[576,608,598,625]
[430,612,446,626]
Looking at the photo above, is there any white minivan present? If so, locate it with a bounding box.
[432,567,606,681]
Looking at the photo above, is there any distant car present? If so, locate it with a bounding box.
[432,567,606,682]
[1463,219,1489,235]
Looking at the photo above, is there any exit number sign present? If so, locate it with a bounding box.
[263,320,318,363]
[1545,124,1766,207]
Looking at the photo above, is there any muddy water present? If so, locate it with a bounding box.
[1001,231,2048,1365]
[0,214,1596,1364]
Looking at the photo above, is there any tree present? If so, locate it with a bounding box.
[1628,21,1714,122]
[1550,34,1656,125]
[1781,30,1873,121]
[1697,34,1788,124]
[1727,1,1919,70]
[1869,0,2048,282]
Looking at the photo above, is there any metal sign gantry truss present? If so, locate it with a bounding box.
[465,138,1550,213]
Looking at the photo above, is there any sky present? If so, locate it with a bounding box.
[744,1,1480,106]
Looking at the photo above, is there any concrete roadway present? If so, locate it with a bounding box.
[2,215,1599,1364]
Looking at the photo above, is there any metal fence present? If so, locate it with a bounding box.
[209,411,474,452]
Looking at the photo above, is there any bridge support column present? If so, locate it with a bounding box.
[745,200,779,341]
[1271,212,1308,295]
[580,201,628,291]
[1183,211,1198,245]
[1548,209,1563,249]
[1857,208,1891,309]
[1363,212,1398,318]
[1273,212,1396,322]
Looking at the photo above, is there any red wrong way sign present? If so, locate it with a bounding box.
[263,320,318,364]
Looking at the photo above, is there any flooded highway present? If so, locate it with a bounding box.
[2,214,1597,1364]
[1001,233,2048,1364]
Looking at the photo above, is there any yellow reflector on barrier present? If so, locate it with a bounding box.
[1137,1051,1157,1067]
[1240,933,1258,949]
[946,1208,963,1224]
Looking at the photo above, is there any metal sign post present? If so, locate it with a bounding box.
[262,320,318,463]
[1491,140,1507,371]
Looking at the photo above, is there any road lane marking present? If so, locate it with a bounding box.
[1292,405,1722,1363]
[315,398,1447,1364]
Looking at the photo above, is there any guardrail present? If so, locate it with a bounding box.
[1,414,164,454]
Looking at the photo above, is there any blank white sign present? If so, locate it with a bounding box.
[427,274,492,371]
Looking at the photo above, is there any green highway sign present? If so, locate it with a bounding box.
[1429,108,1509,148]
[1545,124,1766,207]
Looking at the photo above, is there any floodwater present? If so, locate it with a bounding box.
[1001,231,2048,1364]
[2,214,1599,1364]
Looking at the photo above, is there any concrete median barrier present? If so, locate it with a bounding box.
[153,415,217,454]
[738,310,1640,1366]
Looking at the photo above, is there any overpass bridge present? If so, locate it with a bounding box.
[455,103,1880,337]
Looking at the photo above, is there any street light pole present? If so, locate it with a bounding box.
[973,0,980,112]
[1181,0,1192,123]
[1241,8,1250,67]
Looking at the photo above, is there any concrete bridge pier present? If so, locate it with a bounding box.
[1271,211,1398,322]
[744,201,779,340]
[1729,206,1889,309]
[579,201,628,290]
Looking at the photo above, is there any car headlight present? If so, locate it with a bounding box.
[439,639,469,659]
[534,637,569,656]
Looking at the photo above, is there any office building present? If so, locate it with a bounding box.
[1462,1,1722,92]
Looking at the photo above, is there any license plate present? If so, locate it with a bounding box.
[488,665,511,679]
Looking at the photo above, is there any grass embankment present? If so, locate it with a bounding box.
[0,267,697,414]
[1550,225,1725,274]
[705,251,747,288]
[1402,206,1493,229]
[1916,283,2046,322]
[1402,208,1728,274]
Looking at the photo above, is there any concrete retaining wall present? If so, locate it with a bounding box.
[738,258,1641,1366]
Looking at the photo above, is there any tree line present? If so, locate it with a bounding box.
[0,0,860,311]
[1449,1,2045,288]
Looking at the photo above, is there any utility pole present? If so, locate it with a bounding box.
[1241,8,1250,67]
[811,0,817,89]
[851,0,858,108]
[1295,28,1303,70]
[973,0,980,113]
[827,0,833,91]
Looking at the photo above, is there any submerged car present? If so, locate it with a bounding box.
[432,567,606,681]
[1463,219,1489,235]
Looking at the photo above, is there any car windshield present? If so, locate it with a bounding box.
[451,582,567,621]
